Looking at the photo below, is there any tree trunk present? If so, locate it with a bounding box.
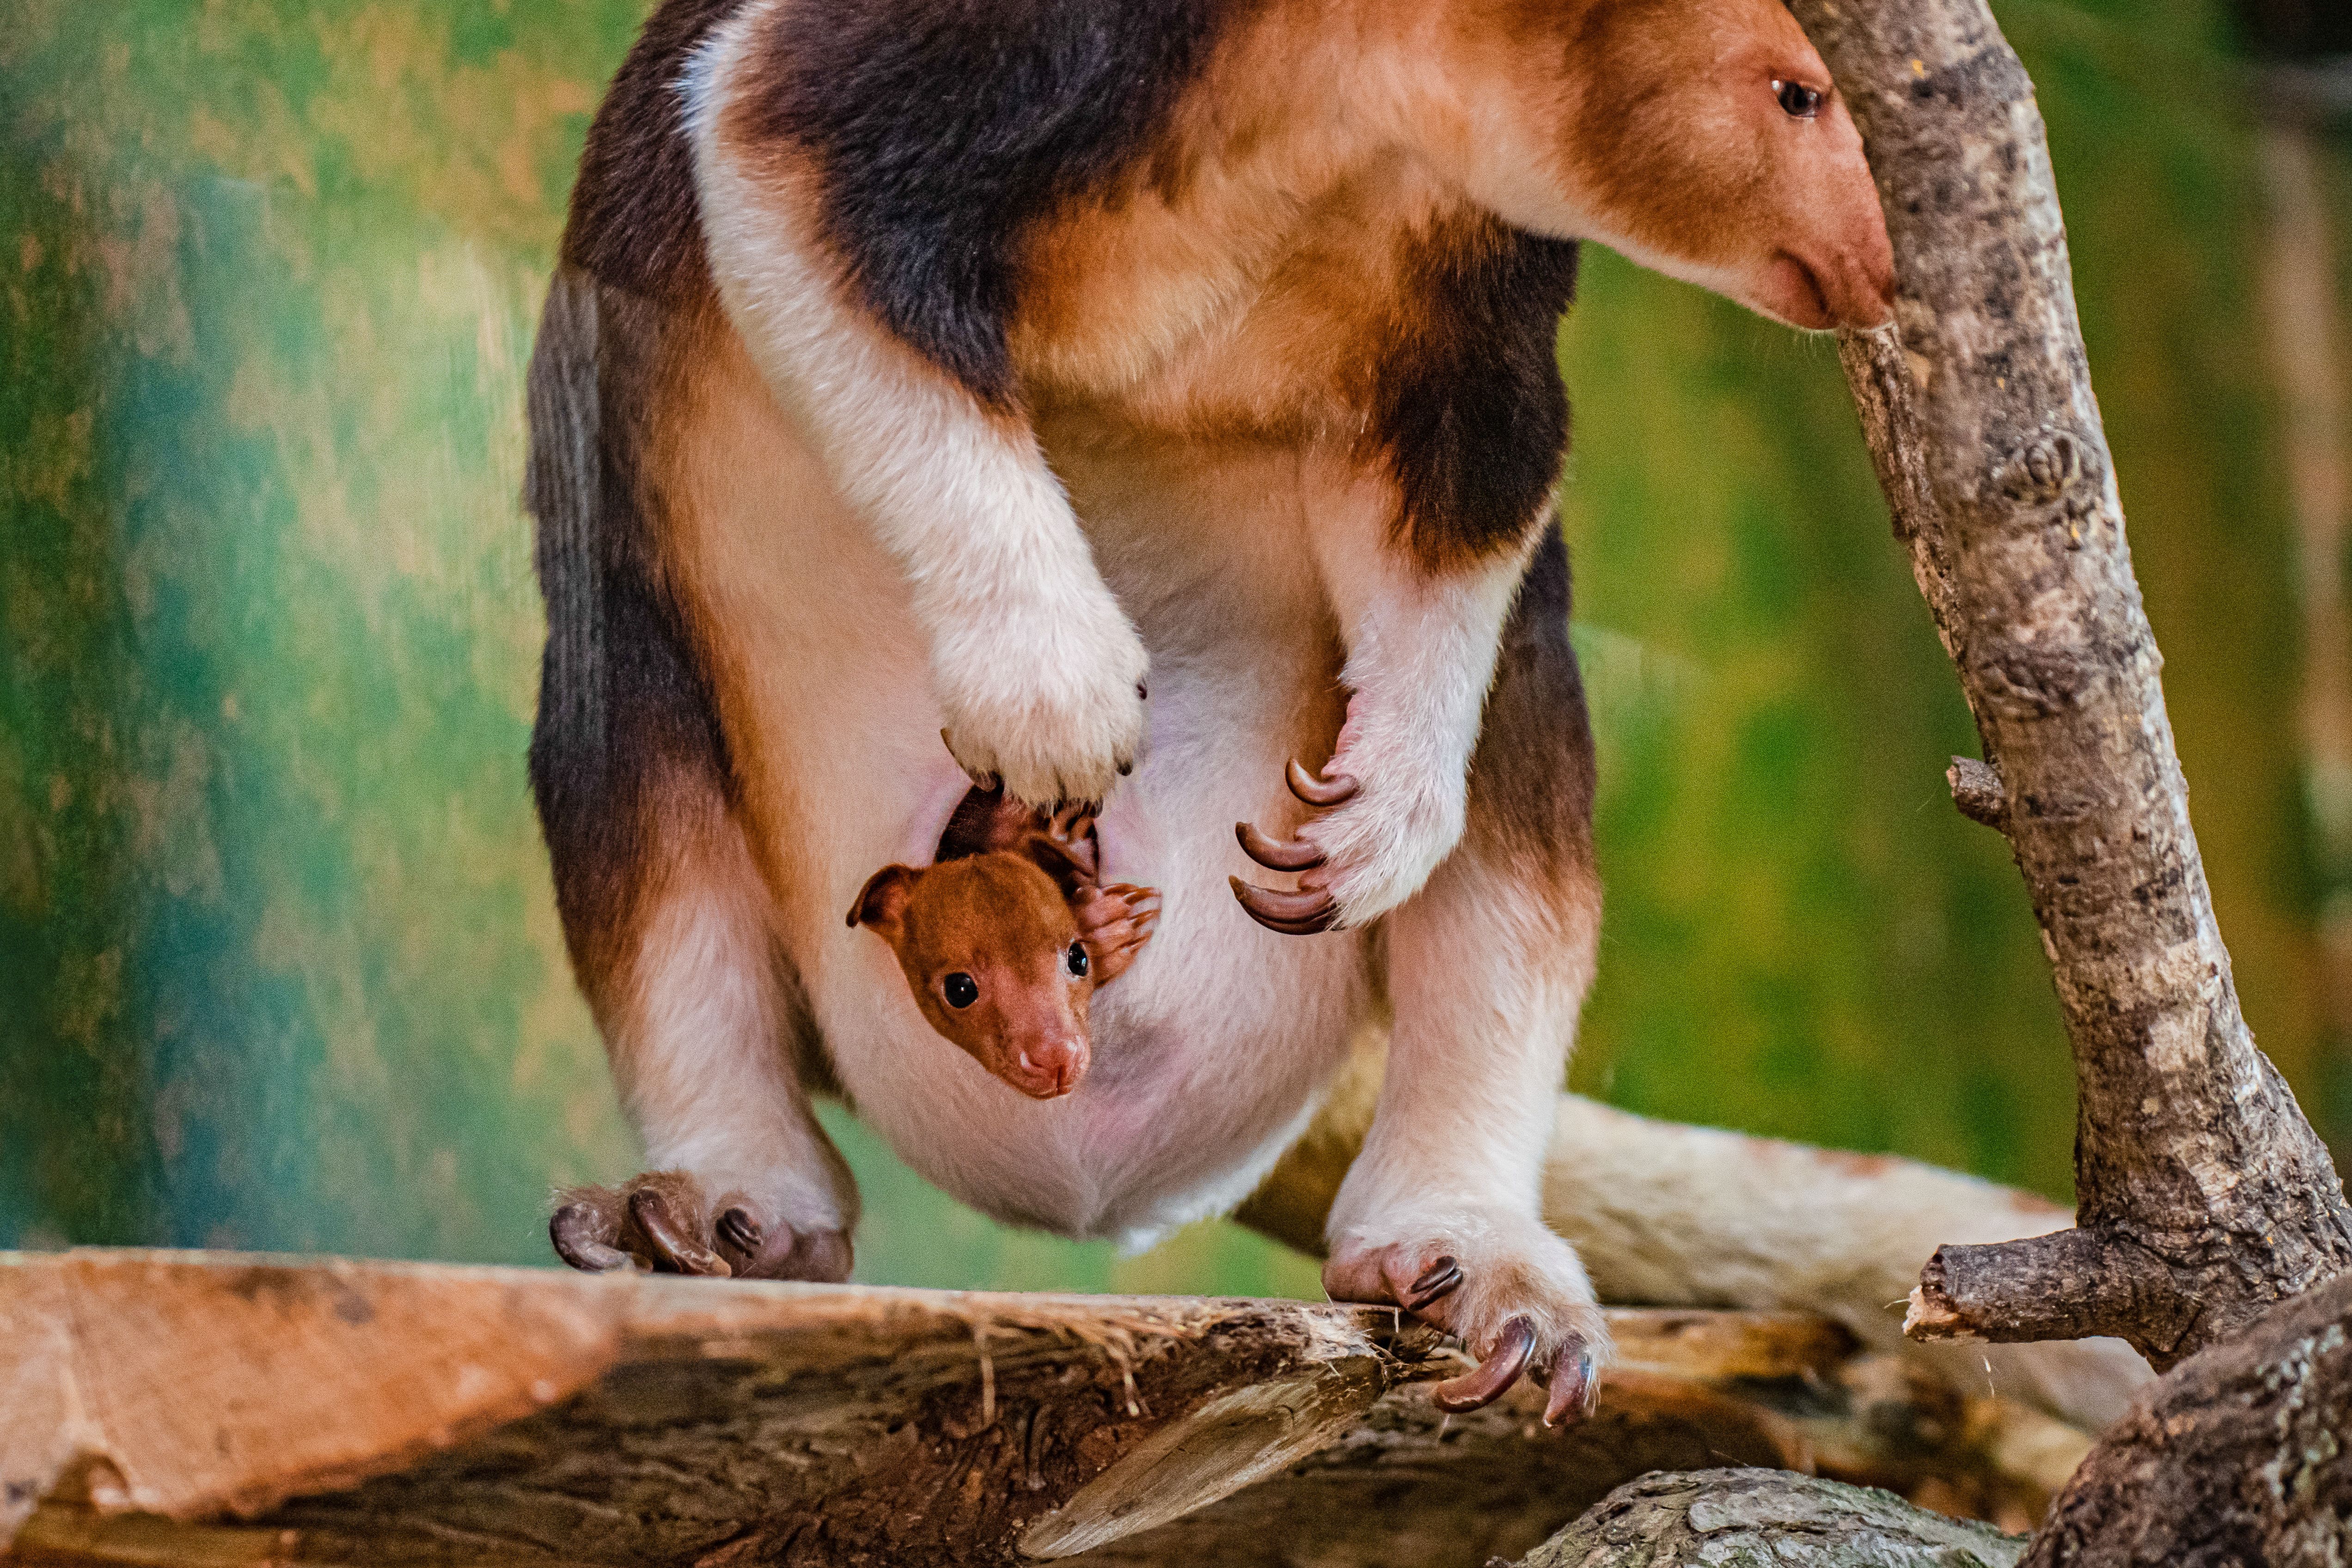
[1780,0,2352,1371]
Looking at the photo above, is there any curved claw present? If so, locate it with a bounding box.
[1287,758,1359,808]
[1542,1336,1601,1427]
[629,1188,733,1277]
[1430,1317,1537,1414]
[1236,820,1326,872]
[716,1207,764,1257]
[550,1202,635,1274]
[1229,876,1338,935]
[1401,1257,1463,1313]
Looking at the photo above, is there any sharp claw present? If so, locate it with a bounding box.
[1402,1257,1463,1313]
[549,1203,635,1274]
[1543,1338,1601,1427]
[1430,1317,1537,1414]
[629,1188,733,1277]
[1242,911,1339,936]
[1230,876,1339,934]
[717,1207,764,1256]
[1286,757,1359,807]
[1236,820,1326,872]
[940,731,997,791]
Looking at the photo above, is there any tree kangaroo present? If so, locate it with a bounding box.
[527,0,1894,1420]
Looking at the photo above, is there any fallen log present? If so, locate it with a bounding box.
[0,1252,2088,1568]
[0,1250,1419,1566]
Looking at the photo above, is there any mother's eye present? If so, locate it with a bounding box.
[943,972,979,1008]
[1774,79,1823,119]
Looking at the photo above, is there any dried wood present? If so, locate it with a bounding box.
[0,1250,1418,1567]
[0,1253,2089,1568]
[1781,0,2352,1370]
[1065,1331,2093,1566]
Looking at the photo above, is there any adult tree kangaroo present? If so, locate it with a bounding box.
[528,0,1895,1419]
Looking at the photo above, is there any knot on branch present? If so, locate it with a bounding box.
[1997,431,2092,505]
[1947,757,2006,829]
[1995,430,2107,551]
[1974,643,2097,719]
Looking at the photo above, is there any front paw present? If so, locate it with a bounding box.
[1231,704,1466,932]
[1072,881,1161,985]
[936,610,1149,806]
[551,1171,852,1283]
[1323,1212,1610,1425]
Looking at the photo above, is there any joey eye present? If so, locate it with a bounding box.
[943,972,979,1008]
[1774,79,1823,119]
[1066,942,1089,979]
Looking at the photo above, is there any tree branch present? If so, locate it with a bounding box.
[1787,0,2352,1371]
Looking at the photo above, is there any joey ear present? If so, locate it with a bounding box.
[849,866,918,938]
[1022,836,1091,900]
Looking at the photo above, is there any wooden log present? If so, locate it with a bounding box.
[1509,1469,2026,1568]
[1778,0,2352,1368]
[0,1250,1421,1567]
[0,1253,2091,1568]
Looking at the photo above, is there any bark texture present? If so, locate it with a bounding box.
[0,1252,2088,1568]
[1511,1469,2026,1568]
[0,1251,1422,1566]
[2022,1269,2352,1568]
[1784,0,2352,1370]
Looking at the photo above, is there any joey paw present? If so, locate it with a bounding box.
[1072,881,1161,984]
[550,1172,851,1283]
[1325,1222,1609,1424]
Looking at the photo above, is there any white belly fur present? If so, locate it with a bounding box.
[666,347,1370,1246]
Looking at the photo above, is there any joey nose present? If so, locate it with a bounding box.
[1015,1034,1087,1099]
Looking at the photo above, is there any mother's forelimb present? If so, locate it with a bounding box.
[686,5,1146,806]
[1232,493,1542,932]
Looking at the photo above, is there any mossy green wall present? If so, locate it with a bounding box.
[2,0,2342,1293]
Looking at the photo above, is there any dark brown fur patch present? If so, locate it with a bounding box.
[525,271,734,1002]
[1361,216,1580,574]
[562,0,744,303]
[730,0,1245,405]
[1462,529,1598,880]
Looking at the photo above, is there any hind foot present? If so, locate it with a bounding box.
[550,1170,852,1281]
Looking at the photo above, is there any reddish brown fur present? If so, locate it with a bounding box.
[849,833,1159,1101]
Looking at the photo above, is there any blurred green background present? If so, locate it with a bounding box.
[4,0,2349,1298]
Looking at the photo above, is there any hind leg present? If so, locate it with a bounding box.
[528,272,856,1281]
[549,787,858,1281]
[1320,532,1607,1419]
